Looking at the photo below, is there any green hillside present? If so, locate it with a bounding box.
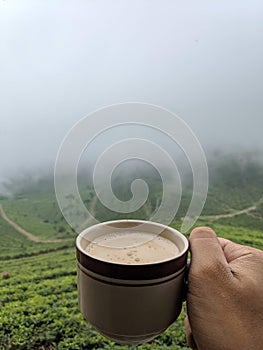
[0,155,263,349]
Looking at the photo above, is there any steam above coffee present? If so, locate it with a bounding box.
[85,231,180,264]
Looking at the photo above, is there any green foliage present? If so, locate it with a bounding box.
[211,224,263,250]
[1,196,74,240]
[0,215,74,260]
[216,214,263,233]
[0,155,263,349]
[0,248,190,349]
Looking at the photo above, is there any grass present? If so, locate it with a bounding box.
[1,195,74,240]
[0,246,189,350]
[0,215,74,261]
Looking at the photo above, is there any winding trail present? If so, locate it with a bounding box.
[0,204,74,243]
[1,193,263,243]
[200,195,263,221]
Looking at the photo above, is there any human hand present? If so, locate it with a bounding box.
[185,227,263,350]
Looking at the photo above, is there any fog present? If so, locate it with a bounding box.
[0,0,263,186]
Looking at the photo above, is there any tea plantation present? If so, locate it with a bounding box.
[0,157,263,349]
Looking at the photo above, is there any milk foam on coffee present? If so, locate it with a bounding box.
[85,231,180,264]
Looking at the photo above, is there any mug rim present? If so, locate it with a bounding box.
[76,219,189,280]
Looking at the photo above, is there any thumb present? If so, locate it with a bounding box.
[189,227,230,278]
[184,315,198,349]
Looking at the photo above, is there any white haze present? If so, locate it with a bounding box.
[0,0,263,186]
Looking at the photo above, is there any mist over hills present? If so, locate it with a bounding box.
[2,150,263,199]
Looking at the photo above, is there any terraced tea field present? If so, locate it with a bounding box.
[0,189,191,350]
[0,166,263,349]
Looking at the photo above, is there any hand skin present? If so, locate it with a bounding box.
[185,227,263,350]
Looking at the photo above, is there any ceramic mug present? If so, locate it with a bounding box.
[76,219,189,344]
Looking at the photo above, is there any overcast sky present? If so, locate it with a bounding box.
[0,0,262,183]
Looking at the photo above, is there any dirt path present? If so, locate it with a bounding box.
[1,193,263,243]
[201,195,263,220]
[0,191,99,244]
[0,204,74,243]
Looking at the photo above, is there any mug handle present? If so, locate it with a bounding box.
[182,258,191,301]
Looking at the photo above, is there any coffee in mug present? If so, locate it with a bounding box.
[76,220,189,344]
[85,231,180,264]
